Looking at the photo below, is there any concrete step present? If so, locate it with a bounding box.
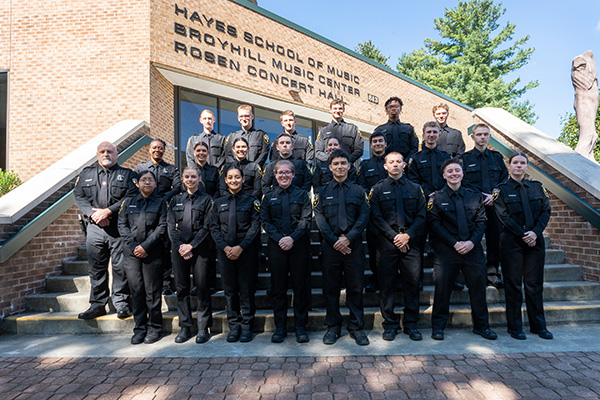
[7,300,600,335]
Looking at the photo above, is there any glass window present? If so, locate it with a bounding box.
[178,90,217,166]
[219,99,243,136]
[0,72,7,170]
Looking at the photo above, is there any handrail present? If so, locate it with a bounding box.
[0,134,153,263]
[486,130,600,232]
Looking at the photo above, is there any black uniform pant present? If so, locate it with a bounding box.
[218,241,259,332]
[500,232,547,333]
[432,242,489,331]
[485,206,502,279]
[268,236,310,330]
[123,250,163,335]
[322,237,365,332]
[365,222,379,287]
[172,244,212,331]
[377,239,421,329]
[162,235,173,289]
[86,223,129,310]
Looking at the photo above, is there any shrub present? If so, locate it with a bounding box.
[0,169,22,197]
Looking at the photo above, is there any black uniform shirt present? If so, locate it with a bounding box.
[427,184,487,247]
[74,164,138,227]
[314,179,370,245]
[493,178,551,239]
[437,125,465,157]
[369,175,426,242]
[373,120,419,159]
[315,119,363,163]
[357,154,387,191]
[209,192,260,250]
[269,131,315,164]
[225,128,270,166]
[312,160,357,193]
[186,130,227,168]
[167,190,213,250]
[406,147,451,195]
[261,156,312,193]
[135,160,181,201]
[219,159,262,199]
[194,162,219,198]
[260,185,312,242]
[118,193,167,253]
[461,148,508,193]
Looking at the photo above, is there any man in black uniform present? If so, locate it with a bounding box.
[428,158,496,341]
[357,132,387,293]
[312,136,357,193]
[373,97,419,160]
[74,141,138,319]
[314,149,370,346]
[433,103,465,157]
[262,133,312,193]
[224,104,270,167]
[370,152,426,341]
[461,123,508,288]
[135,138,181,295]
[269,110,314,164]
[314,99,363,163]
[186,109,227,168]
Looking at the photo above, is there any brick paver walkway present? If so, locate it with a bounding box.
[2,352,600,399]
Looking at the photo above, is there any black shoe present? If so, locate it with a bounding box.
[322,329,340,345]
[364,284,378,293]
[404,328,423,341]
[239,330,253,342]
[349,330,369,346]
[78,307,106,320]
[487,279,504,289]
[209,287,217,295]
[144,331,161,344]
[174,327,193,343]
[196,330,210,344]
[295,327,309,343]
[130,332,145,345]
[382,328,397,341]
[226,329,240,343]
[453,282,465,291]
[532,329,553,340]
[473,328,497,340]
[162,286,173,296]
[431,330,444,340]
[508,329,527,340]
[271,328,287,343]
[116,307,131,319]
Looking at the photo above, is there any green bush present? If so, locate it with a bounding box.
[0,169,22,197]
[557,90,600,162]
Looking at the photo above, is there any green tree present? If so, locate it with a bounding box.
[396,0,538,123]
[355,40,389,68]
[557,96,600,162]
[0,169,22,197]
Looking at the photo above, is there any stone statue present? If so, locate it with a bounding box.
[572,50,599,161]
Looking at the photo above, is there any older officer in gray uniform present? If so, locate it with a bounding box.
[186,109,227,168]
[314,99,363,163]
[74,141,138,320]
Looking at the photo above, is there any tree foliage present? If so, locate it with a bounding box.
[557,94,600,162]
[396,0,538,123]
[355,40,390,68]
[0,169,22,197]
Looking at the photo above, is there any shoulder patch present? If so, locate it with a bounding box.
[356,165,362,176]
[307,164,313,175]
[542,185,549,198]
[407,158,413,167]
[368,187,375,201]
[312,193,319,207]
[364,193,370,206]
[253,199,261,212]
[219,166,224,176]
[420,187,426,200]
[427,197,435,211]
[264,134,270,144]
[316,132,321,141]
[257,164,264,176]
[75,177,80,186]
[131,177,138,185]
[119,201,125,213]
[224,136,229,146]
[492,188,500,201]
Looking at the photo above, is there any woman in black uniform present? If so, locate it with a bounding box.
[193,141,219,198]
[118,170,167,345]
[494,153,552,340]
[210,165,261,343]
[219,137,262,199]
[168,166,214,344]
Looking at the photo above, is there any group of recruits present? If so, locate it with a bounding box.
[74,96,552,346]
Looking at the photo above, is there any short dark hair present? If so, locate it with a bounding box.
[225,165,244,178]
[369,131,385,144]
[276,133,292,145]
[508,152,528,163]
[151,138,166,147]
[232,137,249,147]
[328,149,350,165]
[137,170,157,182]
[384,96,403,109]
[441,157,463,173]
[193,141,210,151]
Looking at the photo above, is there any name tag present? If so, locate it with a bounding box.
[85,179,93,182]
[508,194,517,197]
[420,160,428,163]
[367,168,375,172]
[326,196,334,200]
[270,197,278,201]
[175,203,183,206]
[129,205,137,208]
[468,164,477,167]
[383,191,391,195]
[441,203,449,206]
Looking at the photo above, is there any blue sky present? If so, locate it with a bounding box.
[257,0,600,138]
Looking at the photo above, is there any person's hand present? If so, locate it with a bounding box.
[279,236,294,251]
[333,236,351,255]
[226,245,244,260]
[522,231,537,247]
[454,240,474,255]
[179,244,194,260]
[393,233,410,250]
[133,245,148,259]
[482,193,494,207]
[91,208,112,226]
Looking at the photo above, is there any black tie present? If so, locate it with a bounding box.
[454,192,469,241]
[136,198,147,244]
[181,194,193,242]
[394,181,406,229]
[228,195,237,242]
[281,190,292,235]
[98,170,109,209]
[520,183,534,230]
[480,152,491,194]
[429,150,439,189]
[337,183,348,232]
